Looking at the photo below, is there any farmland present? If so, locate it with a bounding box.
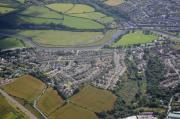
[49,103,98,119]
[70,85,116,112]
[37,87,64,116]
[18,30,116,47]
[18,3,110,29]
[112,31,158,47]
[0,94,27,119]
[3,75,45,101]
[0,38,26,49]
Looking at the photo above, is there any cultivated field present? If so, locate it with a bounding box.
[49,103,98,119]
[112,31,158,47]
[70,85,116,112]
[0,38,25,49]
[37,87,64,116]
[104,0,124,6]
[3,75,45,101]
[0,94,27,119]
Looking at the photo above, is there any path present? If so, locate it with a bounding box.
[0,89,38,119]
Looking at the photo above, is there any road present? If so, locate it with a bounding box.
[0,89,38,119]
[166,96,174,119]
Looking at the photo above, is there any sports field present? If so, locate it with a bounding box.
[3,75,45,101]
[37,87,64,116]
[70,85,116,112]
[112,31,158,47]
[104,0,124,6]
[0,94,27,119]
[0,38,25,49]
[49,103,98,119]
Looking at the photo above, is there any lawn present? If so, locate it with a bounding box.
[49,103,98,119]
[37,87,64,116]
[112,31,158,47]
[104,0,124,6]
[3,75,45,101]
[0,94,27,119]
[19,30,104,46]
[70,85,116,112]
[0,38,25,49]
[0,6,15,14]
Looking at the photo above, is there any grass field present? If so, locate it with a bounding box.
[0,38,25,49]
[18,29,116,47]
[104,0,124,6]
[37,87,64,116]
[46,3,74,13]
[70,85,116,112]
[3,75,45,101]
[47,3,114,24]
[0,94,27,119]
[49,103,98,119]
[0,6,14,14]
[66,4,95,14]
[112,31,158,47]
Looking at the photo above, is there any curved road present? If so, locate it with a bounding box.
[0,89,38,119]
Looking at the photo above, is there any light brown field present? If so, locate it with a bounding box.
[104,0,124,6]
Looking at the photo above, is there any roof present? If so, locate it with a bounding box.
[168,113,180,119]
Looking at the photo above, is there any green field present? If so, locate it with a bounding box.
[0,94,27,119]
[47,3,114,24]
[3,75,45,101]
[0,38,26,49]
[0,6,14,14]
[18,30,116,47]
[37,87,64,116]
[49,103,98,119]
[19,5,105,29]
[112,31,158,47]
[70,85,116,112]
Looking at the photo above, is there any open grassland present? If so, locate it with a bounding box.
[0,6,15,14]
[104,0,124,6]
[49,103,98,119]
[37,87,64,116]
[19,30,116,47]
[0,94,27,119]
[0,38,25,49]
[70,85,116,112]
[3,75,45,101]
[16,0,25,4]
[112,31,158,47]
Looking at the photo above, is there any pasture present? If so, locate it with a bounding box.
[49,103,98,119]
[46,3,74,13]
[0,38,25,49]
[19,30,104,46]
[104,0,124,6]
[0,94,27,119]
[66,4,95,14]
[3,75,45,101]
[37,87,64,116]
[112,31,158,47]
[70,85,116,112]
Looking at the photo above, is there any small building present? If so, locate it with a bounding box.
[168,112,180,119]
